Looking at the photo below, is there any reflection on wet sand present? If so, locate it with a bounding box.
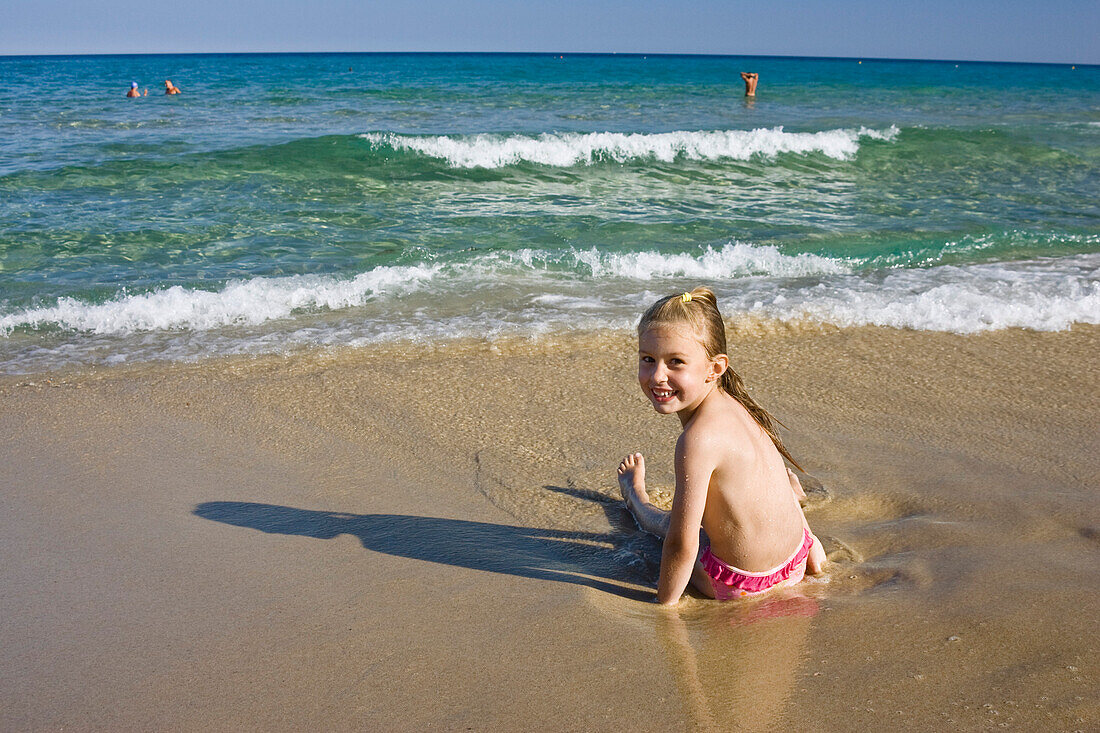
[656,593,817,732]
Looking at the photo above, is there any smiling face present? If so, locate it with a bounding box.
[638,324,726,421]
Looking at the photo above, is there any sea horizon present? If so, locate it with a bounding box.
[2,50,1096,68]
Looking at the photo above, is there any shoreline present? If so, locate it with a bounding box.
[2,324,1097,729]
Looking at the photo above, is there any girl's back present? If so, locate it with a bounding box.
[687,389,805,573]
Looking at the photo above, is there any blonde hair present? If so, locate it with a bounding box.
[637,286,802,471]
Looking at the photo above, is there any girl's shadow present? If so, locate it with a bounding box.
[194,501,652,601]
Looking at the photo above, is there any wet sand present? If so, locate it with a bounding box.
[1,324,1097,730]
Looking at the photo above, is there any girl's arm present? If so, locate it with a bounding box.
[657,434,714,605]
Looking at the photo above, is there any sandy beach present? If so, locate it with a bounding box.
[2,323,1097,730]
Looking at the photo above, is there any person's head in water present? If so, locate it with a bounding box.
[164,79,180,94]
[637,286,799,469]
[127,81,141,98]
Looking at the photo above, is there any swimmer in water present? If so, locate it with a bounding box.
[740,72,758,97]
[126,82,141,98]
[164,79,181,95]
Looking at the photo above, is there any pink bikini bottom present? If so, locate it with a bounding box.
[700,528,813,600]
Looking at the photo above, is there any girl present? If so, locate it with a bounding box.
[618,287,826,604]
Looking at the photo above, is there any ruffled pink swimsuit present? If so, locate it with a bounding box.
[700,528,813,600]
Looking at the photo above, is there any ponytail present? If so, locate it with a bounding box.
[720,367,802,472]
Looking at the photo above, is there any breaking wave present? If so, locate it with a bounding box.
[360,126,900,168]
[0,264,442,335]
[3,245,1096,343]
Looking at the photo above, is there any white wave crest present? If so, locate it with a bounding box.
[561,242,851,279]
[360,126,900,168]
[0,243,842,337]
[2,248,1096,358]
[0,264,441,336]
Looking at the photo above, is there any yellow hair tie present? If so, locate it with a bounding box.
[681,292,692,303]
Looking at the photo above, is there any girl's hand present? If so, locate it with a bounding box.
[807,534,827,575]
[787,467,806,499]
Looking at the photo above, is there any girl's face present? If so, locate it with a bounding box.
[638,324,725,419]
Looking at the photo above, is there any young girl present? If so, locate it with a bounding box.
[618,287,826,604]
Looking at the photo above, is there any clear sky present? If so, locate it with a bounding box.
[2,0,1097,64]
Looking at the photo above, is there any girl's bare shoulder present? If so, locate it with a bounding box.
[683,399,762,465]
[679,404,749,455]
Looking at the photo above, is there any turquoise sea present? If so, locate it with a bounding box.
[1,53,1098,373]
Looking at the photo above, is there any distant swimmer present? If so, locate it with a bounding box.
[126,82,141,98]
[164,79,181,95]
[740,72,758,97]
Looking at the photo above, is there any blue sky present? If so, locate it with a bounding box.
[2,0,1097,64]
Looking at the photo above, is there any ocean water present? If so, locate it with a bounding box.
[1,52,1098,373]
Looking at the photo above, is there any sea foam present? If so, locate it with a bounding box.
[360,126,900,168]
[751,255,1100,333]
[0,244,838,336]
[3,246,1096,343]
[570,242,851,279]
[0,264,441,336]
